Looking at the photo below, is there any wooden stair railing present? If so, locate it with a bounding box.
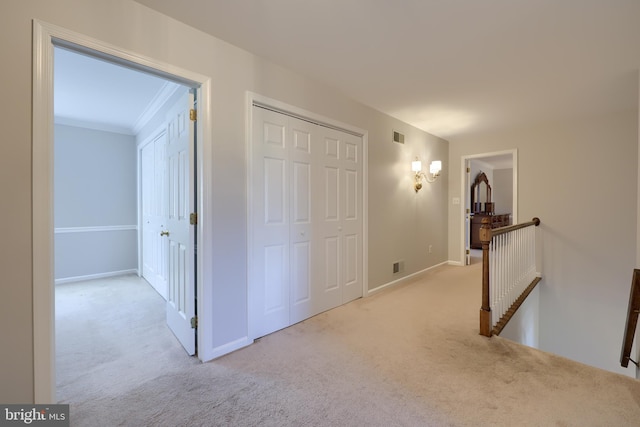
[620,269,640,368]
[480,217,541,337]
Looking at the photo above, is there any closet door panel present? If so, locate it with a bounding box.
[290,121,314,324]
[251,108,290,337]
[315,131,343,312]
[340,132,363,303]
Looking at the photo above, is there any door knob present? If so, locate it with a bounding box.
[160,230,170,237]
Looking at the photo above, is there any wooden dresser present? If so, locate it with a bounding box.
[470,213,511,249]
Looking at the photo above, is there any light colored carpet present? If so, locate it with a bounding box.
[55,265,640,426]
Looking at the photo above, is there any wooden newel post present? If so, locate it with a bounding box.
[479,217,492,336]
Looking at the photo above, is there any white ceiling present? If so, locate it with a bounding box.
[54,47,181,135]
[134,0,640,139]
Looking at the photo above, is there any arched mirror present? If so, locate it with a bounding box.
[469,171,510,249]
[471,172,493,213]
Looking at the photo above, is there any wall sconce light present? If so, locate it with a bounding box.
[412,158,442,192]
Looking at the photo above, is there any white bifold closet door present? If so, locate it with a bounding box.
[250,106,363,339]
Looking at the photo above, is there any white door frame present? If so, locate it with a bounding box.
[459,149,518,265]
[32,20,214,403]
[245,92,369,340]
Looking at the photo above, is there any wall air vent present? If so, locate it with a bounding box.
[393,130,405,144]
[392,260,404,274]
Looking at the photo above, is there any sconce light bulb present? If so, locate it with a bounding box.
[430,160,442,175]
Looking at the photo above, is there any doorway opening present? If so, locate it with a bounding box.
[460,150,518,266]
[33,20,211,403]
[53,45,197,401]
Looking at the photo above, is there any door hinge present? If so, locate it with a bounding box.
[466,208,470,214]
[190,316,198,329]
[466,167,471,173]
[190,212,198,225]
[190,109,197,121]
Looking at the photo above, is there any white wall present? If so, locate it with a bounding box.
[54,229,137,280]
[54,123,136,222]
[449,110,639,376]
[368,125,448,288]
[54,124,137,281]
[500,287,539,348]
[1,0,449,402]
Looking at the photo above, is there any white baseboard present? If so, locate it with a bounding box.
[55,269,139,285]
[448,260,464,266]
[366,261,449,296]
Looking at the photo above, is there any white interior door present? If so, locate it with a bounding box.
[165,91,196,355]
[141,131,168,299]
